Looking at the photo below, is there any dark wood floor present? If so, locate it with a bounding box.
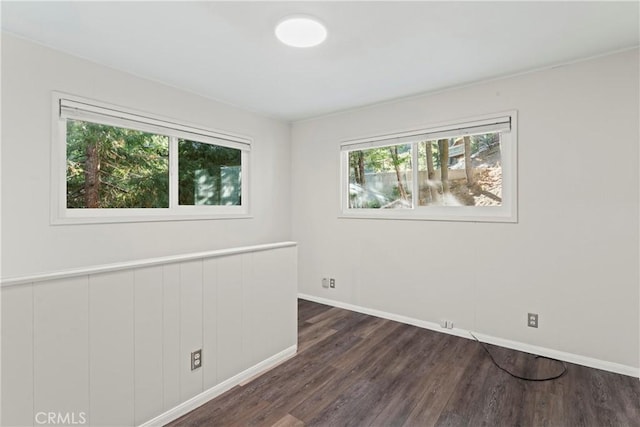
[168,299,640,427]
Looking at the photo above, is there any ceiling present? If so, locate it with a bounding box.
[2,1,639,122]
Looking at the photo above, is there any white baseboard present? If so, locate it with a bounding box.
[298,293,639,379]
[139,345,297,427]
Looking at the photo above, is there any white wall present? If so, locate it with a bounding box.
[292,49,640,371]
[1,34,292,278]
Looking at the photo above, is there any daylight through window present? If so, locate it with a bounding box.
[66,119,171,209]
[53,94,250,223]
[341,113,517,222]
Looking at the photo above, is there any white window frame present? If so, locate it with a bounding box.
[339,111,518,223]
[51,92,251,224]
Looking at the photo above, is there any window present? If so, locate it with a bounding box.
[52,93,250,224]
[340,112,517,222]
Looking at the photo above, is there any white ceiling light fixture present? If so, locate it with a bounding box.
[275,15,327,48]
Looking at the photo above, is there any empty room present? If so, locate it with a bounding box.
[1,1,639,426]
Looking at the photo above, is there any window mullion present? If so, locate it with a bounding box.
[169,136,179,208]
[411,143,419,209]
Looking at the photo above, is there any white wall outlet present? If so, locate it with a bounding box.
[440,320,454,329]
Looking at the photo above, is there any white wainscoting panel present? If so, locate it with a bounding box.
[162,263,182,412]
[34,277,90,426]
[1,242,297,427]
[246,248,297,365]
[179,260,204,402]
[1,284,34,427]
[216,255,245,383]
[89,271,135,426]
[134,266,164,425]
[202,258,219,390]
[241,253,257,368]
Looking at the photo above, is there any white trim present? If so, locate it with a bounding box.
[52,209,252,226]
[138,345,297,427]
[298,293,640,379]
[59,97,251,149]
[0,241,297,287]
[340,110,514,149]
[471,333,639,379]
[51,91,252,224]
[338,208,516,223]
[341,116,511,151]
[340,111,518,223]
[169,136,179,209]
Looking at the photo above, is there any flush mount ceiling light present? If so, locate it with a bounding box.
[275,16,327,48]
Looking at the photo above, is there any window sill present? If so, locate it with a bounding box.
[339,209,517,223]
[51,211,253,225]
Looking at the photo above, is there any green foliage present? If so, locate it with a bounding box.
[472,132,499,154]
[66,121,244,209]
[347,133,500,208]
[67,120,170,208]
[417,141,441,169]
[349,144,411,176]
[417,133,499,170]
[348,144,412,206]
[178,140,241,206]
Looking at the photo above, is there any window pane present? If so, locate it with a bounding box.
[348,144,412,209]
[418,132,502,206]
[66,119,169,208]
[178,139,242,206]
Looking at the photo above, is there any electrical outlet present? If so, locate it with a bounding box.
[329,278,335,288]
[528,313,538,328]
[440,320,454,329]
[191,349,202,370]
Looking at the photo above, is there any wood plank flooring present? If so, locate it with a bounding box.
[168,299,640,427]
